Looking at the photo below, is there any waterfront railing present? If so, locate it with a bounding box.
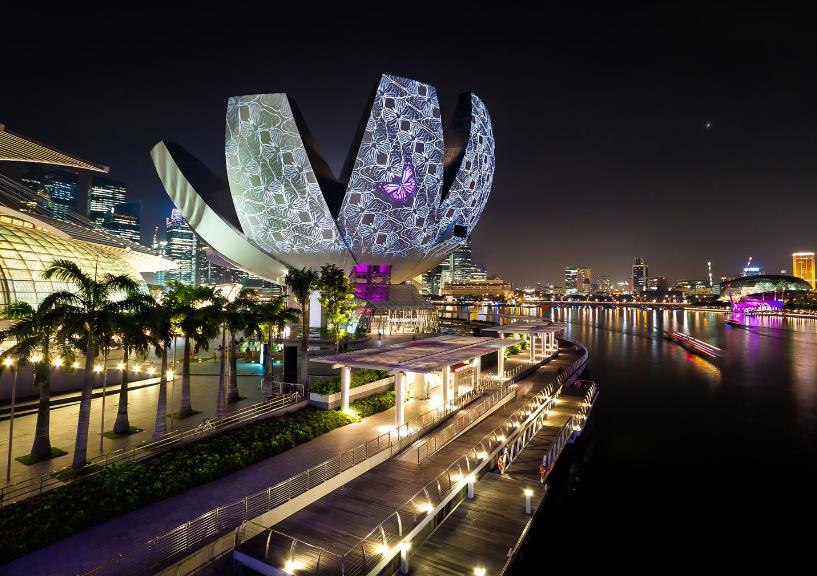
[81,374,505,575]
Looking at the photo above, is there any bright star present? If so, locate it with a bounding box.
[705,122,712,129]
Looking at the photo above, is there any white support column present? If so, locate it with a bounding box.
[474,356,482,390]
[497,347,505,378]
[442,365,451,407]
[395,371,406,427]
[413,372,426,400]
[529,334,536,361]
[340,365,351,411]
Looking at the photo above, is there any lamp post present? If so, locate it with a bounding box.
[169,331,177,432]
[98,350,109,452]
[4,356,18,482]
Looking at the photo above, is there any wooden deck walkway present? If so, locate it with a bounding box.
[234,350,583,574]
[407,389,588,575]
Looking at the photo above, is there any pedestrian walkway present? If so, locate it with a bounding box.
[0,359,266,486]
[0,366,486,576]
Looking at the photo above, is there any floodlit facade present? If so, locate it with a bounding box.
[792,252,815,289]
[0,126,175,308]
[151,74,495,285]
[718,274,811,302]
[0,207,152,307]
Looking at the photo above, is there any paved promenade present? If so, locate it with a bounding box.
[239,351,577,569]
[0,359,268,485]
[0,363,491,576]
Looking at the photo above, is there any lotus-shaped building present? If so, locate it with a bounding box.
[151,74,494,284]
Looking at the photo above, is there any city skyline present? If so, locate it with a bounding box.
[2,5,815,286]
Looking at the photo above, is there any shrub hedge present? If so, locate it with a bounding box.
[0,391,396,564]
[310,369,391,396]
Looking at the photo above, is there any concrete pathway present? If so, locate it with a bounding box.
[0,371,474,576]
[0,359,268,486]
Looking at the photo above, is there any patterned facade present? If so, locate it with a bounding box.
[153,74,495,285]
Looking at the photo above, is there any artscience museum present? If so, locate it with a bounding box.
[151,74,496,297]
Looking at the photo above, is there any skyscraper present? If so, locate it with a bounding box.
[451,238,486,282]
[577,267,592,294]
[88,176,127,225]
[20,167,79,221]
[103,201,141,244]
[792,252,815,288]
[632,257,648,292]
[165,208,197,284]
[564,266,578,294]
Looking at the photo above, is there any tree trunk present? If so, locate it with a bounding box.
[178,335,193,417]
[30,362,52,460]
[216,326,226,419]
[72,341,95,471]
[113,347,131,434]
[263,327,274,399]
[152,345,168,440]
[227,330,240,403]
[300,300,309,392]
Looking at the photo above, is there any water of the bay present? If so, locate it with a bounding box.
[443,305,817,570]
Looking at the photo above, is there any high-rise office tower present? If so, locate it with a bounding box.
[20,167,80,221]
[792,252,815,288]
[632,257,648,292]
[88,176,127,225]
[165,208,197,284]
[564,266,578,294]
[103,201,141,244]
[577,267,592,294]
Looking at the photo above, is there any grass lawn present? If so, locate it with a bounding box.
[15,447,68,466]
[102,426,144,439]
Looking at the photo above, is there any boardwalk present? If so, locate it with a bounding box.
[234,349,584,574]
[408,387,589,575]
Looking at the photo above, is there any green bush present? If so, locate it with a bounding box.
[481,351,497,369]
[350,391,396,418]
[0,392,396,564]
[310,369,391,396]
[504,344,522,357]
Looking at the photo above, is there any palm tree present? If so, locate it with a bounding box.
[43,259,139,471]
[0,298,72,461]
[256,295,300,397]
[144,292,176,440]
[285,267,318,389]
[112,297,150,434]
[165,281,220,418]
[224,288,259,404]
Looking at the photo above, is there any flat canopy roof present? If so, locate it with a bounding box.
[482,321,567,335]
[0,125,108,172]
[314,335,520,373]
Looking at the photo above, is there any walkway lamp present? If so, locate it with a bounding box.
[474,567,486,576]
[524,488,533,514]
[4,356,18,482]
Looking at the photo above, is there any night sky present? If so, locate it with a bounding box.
[2,3,815,286]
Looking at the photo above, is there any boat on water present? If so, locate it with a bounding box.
[725,318,746,328]
[662,330,723,361]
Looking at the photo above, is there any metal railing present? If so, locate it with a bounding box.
[414,381,514,463]
[336,382,568,576]
[0,386,303,507]
[82,376,496,575]
[86,343,592,576]
[252,348,591,576]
